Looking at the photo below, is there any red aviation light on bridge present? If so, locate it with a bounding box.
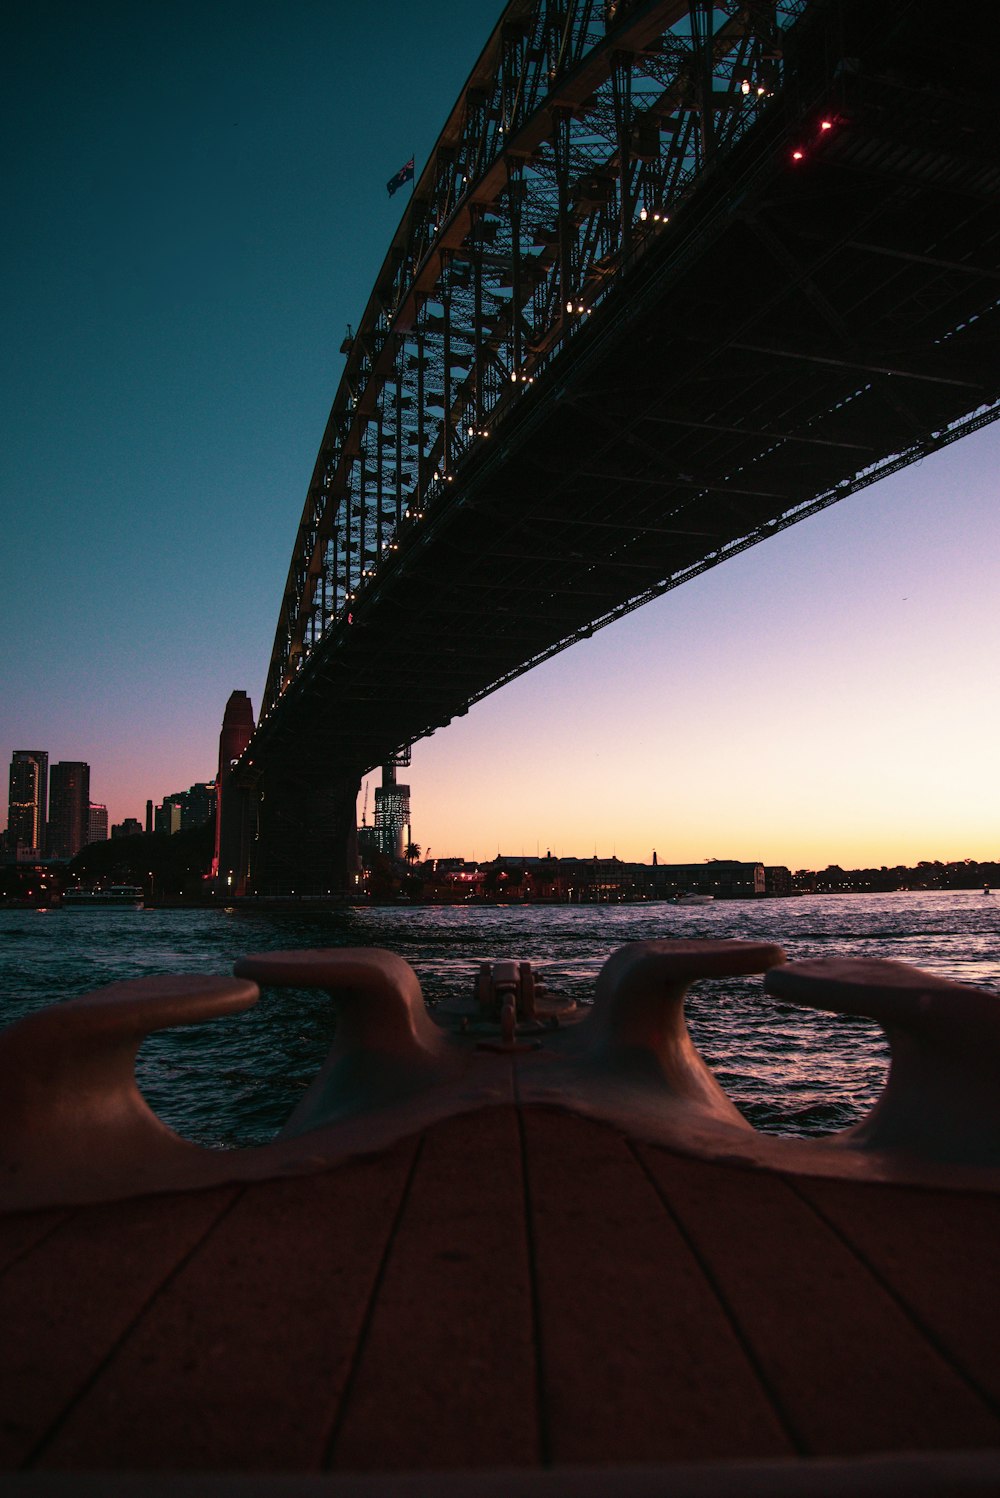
[820,119,834,130]
[791,148,805,161]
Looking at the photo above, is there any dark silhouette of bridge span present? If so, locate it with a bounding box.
[218,0,1000,896]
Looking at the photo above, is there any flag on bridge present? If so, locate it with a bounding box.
[386,156,415,197]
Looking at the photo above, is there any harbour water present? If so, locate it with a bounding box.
[1,890,996,1149]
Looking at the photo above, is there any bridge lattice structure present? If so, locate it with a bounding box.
[232,0,1000,893]
[266,0,809,717]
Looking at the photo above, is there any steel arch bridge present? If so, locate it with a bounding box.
[220,0,1000,895]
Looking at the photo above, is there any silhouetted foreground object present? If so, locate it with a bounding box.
[0,975,260,1205]
[766,957,1000,1163]
[232,947,462,1135]
[4,940,1000,1490]
[4,940,1000,1216]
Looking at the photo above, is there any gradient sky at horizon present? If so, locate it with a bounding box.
[3,1,998,871]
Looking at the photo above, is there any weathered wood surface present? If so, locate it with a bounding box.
[3,1105,1000,1476]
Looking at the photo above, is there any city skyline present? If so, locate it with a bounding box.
[5,727,995,877]
[3,2,998,872]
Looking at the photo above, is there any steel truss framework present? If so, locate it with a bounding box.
[265,0,807,715]
[243,0,1000,817]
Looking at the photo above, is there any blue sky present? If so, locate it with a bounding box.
[3,1,998,868]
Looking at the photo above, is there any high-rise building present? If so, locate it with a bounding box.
[374,759,410,860]
[7,750,48,855]
[155,796,184,836]
[48,762,90,859]
[112,817,143,839]
[153,783,218,836]
[181,782,217,830]
[145,799,153,835]
[87,803,109,844]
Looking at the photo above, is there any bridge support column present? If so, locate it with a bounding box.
[247,763,361,899]
[216,769,255,898]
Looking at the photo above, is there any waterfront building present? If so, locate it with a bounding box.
[48,761,90,859]
[646,859,766,899]
[357,823,381,858]
[155,797,184,836]
[112,817,144,839]
[7,749,48,856]
[153,784,217,836]
[181,782,217,831]
[87,804,109,845]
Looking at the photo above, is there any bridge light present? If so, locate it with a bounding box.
[741,78,751,95]
[820,118,833,130]
[511,371,518,382]
[792,149,804,161]
[566,300,574,313]
[639,206,648,221]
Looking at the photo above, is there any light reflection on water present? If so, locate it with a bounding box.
[0,890,996,1148]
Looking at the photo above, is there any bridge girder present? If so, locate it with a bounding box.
[241,0,1000,891]
[264,0,802,711]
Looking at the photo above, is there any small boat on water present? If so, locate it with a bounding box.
[62,885,144,907]
[674,892,715,905]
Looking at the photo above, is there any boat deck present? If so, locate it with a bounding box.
[4,1102,1000,1486]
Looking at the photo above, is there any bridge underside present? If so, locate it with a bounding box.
[224,762,361,899]
[245,0,999,891]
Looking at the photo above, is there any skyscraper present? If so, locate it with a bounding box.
[87,803,109,844]
[7,750,48,856]
[48,762,90,859]
[374,758,411,860]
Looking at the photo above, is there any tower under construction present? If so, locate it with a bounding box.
[373,749,410,860]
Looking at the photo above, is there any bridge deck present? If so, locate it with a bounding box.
[4,1104,1000,1487]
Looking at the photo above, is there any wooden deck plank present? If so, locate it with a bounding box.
[790,1176,1000,1413]
[637,1146,1000,1457]
[35,1140,418,1470]
[523,1108,793,1465]
[1,1187,237,1467]
[331,1106,539,1472]
[0,1209,71,1274]
[6,1107,1000,1479]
